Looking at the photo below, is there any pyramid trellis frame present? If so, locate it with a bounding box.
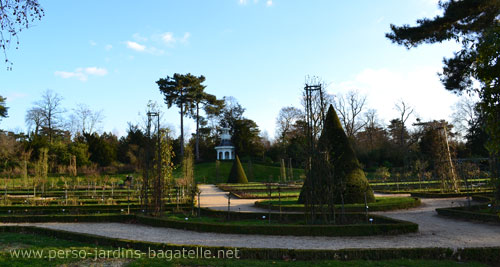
[141,111,164,216]
[302,81,329,224]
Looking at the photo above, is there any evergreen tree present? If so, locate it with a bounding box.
[0,96,8,121]
[386,0,500,162]
[186,77,224,161]
[157,73,200,158]
[227,155,248,184]
[300,105,374,204]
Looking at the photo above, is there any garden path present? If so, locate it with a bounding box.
[5,184,500,249]
[198,184,268,212]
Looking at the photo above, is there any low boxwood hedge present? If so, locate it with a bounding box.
[411,191,493,198]
[255,197,421,212]
[135,214,418,236]
[198,207,395,224]
[1,225,499,264]
[0,213,135,223]
[0,203,190,215]
[436,205,500,224]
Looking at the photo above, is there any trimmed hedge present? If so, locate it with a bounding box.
[0,205,417,236]
[135,214,418,236]
[0,203,190,215]
[472,195,495,203]
[411,191,493,198]
[1,226,499,264]
[227,155,248,184]
[436,205,500,224]
[198,207,395,224]
[230,191,300,199]
[0,213,135,223]
[255,197,421,212]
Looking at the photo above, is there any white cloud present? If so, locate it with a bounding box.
[330,66,460,125]
[180,32,191,43]
[105,44,113,51]
[161,32,175,45]
[159,32,190,45]
[126,40,164,55]
[239,0,272,7]
[147,47,165,56]
[54,71,87,81]
[89,40,97,46]
[54,67,109,82]
[84,67,108,76]
[126,41,146,51]
[132,33,148,42]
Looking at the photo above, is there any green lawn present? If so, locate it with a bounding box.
[130,258,486,267]
[0,232,487,266]
[174,161,305,184]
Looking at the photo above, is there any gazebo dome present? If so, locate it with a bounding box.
[215,128,235,160]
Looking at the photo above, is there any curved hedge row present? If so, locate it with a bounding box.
[410,191,493,198]
[0,208,417,236]
[254,197,421,212]
[1,226,499,264]
[0,203,190,215]
[436,205,500,224]
[0,214,135,223]
[135,214,418,236]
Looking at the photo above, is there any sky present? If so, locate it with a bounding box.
[1,0,467,139]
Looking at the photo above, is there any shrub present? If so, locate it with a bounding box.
[299,105,374,204]
[227,155,248,184]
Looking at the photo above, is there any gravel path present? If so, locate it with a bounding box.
[3,184,500,249]
[198,184,267,212]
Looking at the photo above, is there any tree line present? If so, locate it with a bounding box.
[0,81,489,181]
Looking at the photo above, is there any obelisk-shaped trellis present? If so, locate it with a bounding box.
[301,79,325,224]
[141,110,163,215]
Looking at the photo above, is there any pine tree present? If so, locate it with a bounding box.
[227,155,248,184]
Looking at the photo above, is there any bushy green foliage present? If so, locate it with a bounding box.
[436,206,500,223]
[324,105,374,203]
[0,95,8,119]
[300,105,374,204]
[227,155,248,184]
[136,214,417,236]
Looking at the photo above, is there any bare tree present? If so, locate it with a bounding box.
[451,95,478,138]
[0,0,44,69]
[25,106,43,136]
[333,90,367,138]
[394,100,414,146]
[69,103,104,136]
[275,106,303,143]
[34,89,65,143]
[362,109,381,150]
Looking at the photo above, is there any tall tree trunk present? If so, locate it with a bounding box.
[196,102,200,161]
[48,114,52,143]
[180,104,184,158]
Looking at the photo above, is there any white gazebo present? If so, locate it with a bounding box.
[215,128,235,160]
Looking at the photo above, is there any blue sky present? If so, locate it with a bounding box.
[1,0,464,139]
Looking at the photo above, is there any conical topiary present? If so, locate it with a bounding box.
[299,104,374,204]
[227,155,248,184]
